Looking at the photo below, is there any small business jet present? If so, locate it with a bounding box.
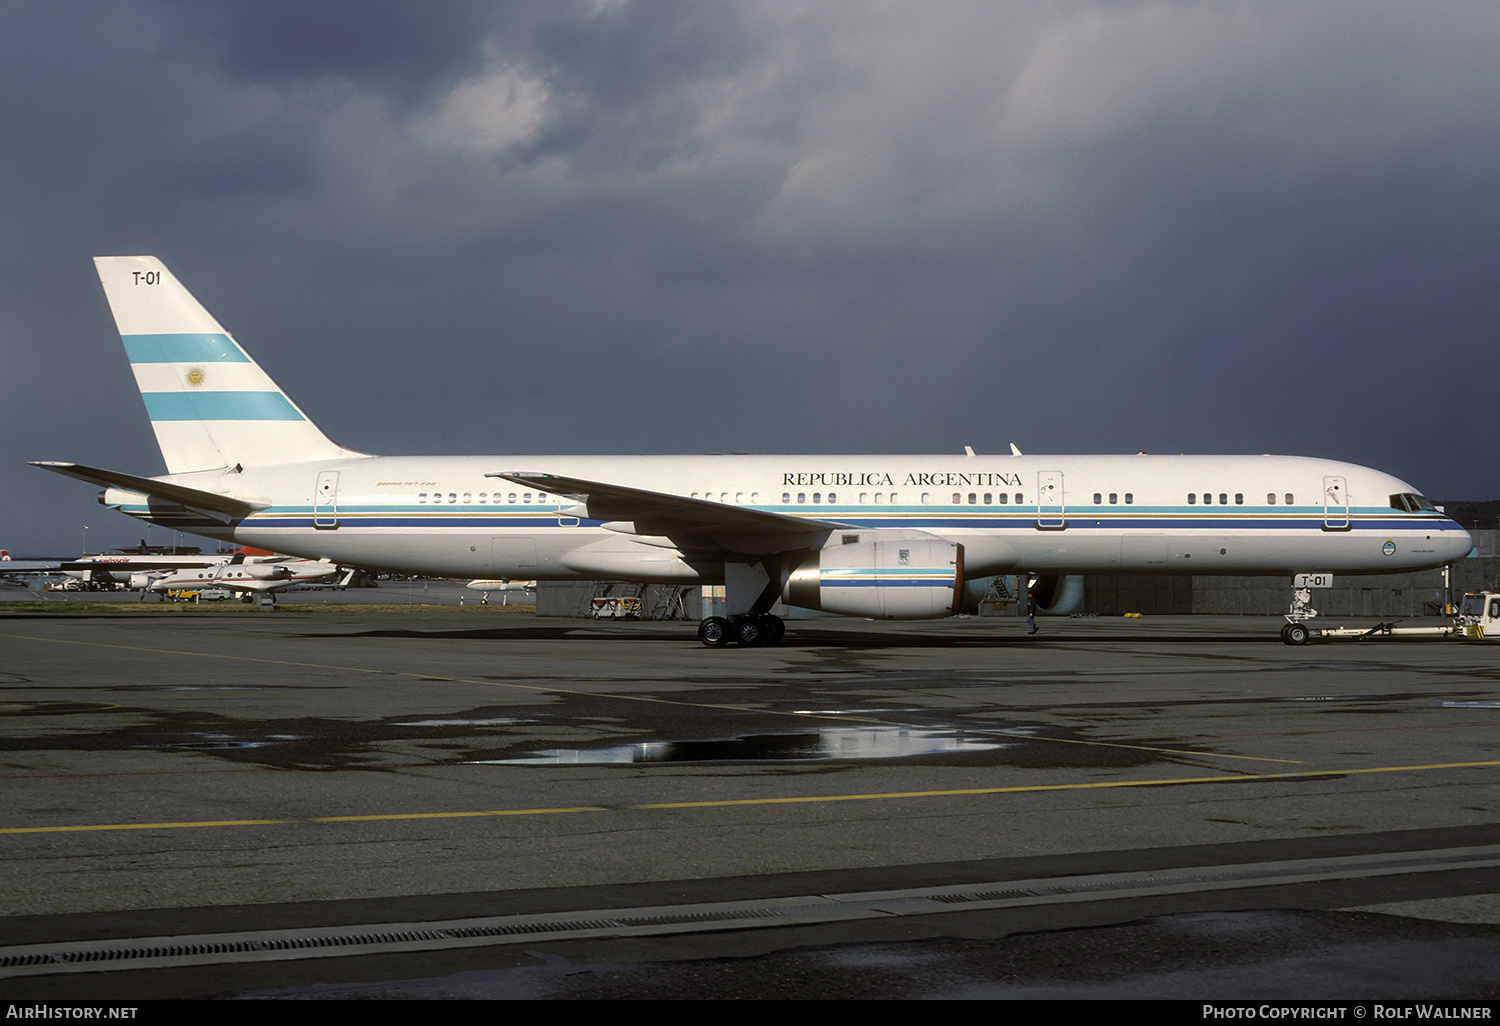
[465,579,537,603]
[30,257,1473,645]
[146,548,347,600]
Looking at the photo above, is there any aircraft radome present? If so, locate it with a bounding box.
[30,257,1473,647]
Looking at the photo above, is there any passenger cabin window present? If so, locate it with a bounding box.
[782,492,790,503]
[873,493,883,504]
[983,493,992,504]
[1268,493,1276,504]
[1188,494,1197,504]
[1093,493,1102,504]
[998,493,1008,504]
[1109,493,1118,504]
[828,492,836,503]
[952,492,961,504]
[1285,493,1294,505]
[797,493,805,504]
[1219,493,1228,505]
[1125,493,1133,504]
[1235,494,1243,505]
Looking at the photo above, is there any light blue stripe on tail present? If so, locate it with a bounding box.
[141,391,305,421]
[123,333,250,364]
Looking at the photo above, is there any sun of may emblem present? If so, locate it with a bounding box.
[185,367,205,386]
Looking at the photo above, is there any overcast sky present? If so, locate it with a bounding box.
[2,1,1497,554]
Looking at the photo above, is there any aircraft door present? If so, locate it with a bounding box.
[313,472,339,528]
[492,536,538,574]
[1036,471,1065,529]
[1322,475,1350,531]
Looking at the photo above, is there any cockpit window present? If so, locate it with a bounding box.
[1390,493,1438,513]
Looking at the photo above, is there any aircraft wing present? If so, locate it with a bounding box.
[29,462,268,520]
[489,471,846,552]
[0,560,66,573]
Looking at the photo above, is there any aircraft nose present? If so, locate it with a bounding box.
[1442,522,1475,563]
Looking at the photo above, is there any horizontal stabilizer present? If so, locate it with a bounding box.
[29,462,267,519]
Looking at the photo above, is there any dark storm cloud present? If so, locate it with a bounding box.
[158,0,500,106]
[2,1,1498,555]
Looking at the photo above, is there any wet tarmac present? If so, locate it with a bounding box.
[0,608,1496,999]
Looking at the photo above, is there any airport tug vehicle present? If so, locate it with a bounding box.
[1280,586,1500,645]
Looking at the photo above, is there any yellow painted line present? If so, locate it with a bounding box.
[2,760,1494,836]
[0,807,608,834]
[636,759,1500,808]
[0,631,1299,765]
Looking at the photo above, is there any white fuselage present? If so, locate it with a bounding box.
[103,452,1472,583]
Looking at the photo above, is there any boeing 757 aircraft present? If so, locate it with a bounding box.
[31,257,1473,646]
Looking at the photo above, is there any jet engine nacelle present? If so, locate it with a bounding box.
[783,536,963,619]
[955,573,1084,615]
[1029,573,1084,615]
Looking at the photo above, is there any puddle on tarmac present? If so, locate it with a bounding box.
[472,725,1012,765]
[394,717,523,727]
[1276,696,1370,702]
[114,685,276,692]
[142,732,308,750]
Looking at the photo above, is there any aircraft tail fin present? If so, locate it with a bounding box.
[93,256,352,474]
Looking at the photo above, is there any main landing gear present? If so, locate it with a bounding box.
[698,613,786,648]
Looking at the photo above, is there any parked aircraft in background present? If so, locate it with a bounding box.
[30,256,1473,646]
[0,542,345,600]
[147,551,347,599]
[0,549,223,587]
[465,579,537,604]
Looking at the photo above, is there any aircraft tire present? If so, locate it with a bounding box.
[698,617,731,648]
[732,616,763,646]
[759,614,785,645]
[1284,623,1310,646]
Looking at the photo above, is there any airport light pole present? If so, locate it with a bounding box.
[81,524,88,557]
